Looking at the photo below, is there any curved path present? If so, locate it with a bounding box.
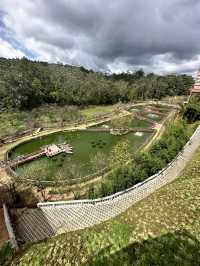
[13,125,200,243]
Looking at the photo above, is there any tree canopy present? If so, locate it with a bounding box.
[0,57,194,110]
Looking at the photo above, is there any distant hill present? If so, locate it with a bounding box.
[0,57,194,110]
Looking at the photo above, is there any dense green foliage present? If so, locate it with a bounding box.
[0,243,13,265]
[110,70,193,100]
[182,97,200,122]
[0,57,193,110]
[89,119,192,198]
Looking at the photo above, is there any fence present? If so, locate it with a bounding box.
[3,204,18,250]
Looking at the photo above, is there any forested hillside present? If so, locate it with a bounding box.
[0,57,194,110]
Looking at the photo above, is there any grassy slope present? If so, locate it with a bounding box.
[0,105,117,138]
[80,105,116,119]
[8,144,200,265]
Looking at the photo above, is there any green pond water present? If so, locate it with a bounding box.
[9,130,152,181]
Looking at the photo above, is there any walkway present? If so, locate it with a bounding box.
[12,126,200,243]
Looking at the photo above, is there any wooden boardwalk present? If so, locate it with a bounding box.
[10,150,46,168]
[2,143,73,169]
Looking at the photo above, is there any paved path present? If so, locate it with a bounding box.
[13,126,200,243]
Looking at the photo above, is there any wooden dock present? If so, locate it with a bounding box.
[1,143,73,169]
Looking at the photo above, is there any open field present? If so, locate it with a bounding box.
[6,136,200,266]
[0,105,118,138]
[80,105,117,118]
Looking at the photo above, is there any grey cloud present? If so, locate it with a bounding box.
[1,0,200,73]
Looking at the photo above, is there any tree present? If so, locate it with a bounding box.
[0,57,193,110]
[182,97,200,122]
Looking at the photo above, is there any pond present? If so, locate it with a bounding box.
[9,130,153,182]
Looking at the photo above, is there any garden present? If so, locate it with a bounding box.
[9,130,152,183]
[6,103,171,186]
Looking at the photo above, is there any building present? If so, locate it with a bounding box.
[191,69,200,98]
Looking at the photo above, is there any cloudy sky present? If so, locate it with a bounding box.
[0,0,200,75]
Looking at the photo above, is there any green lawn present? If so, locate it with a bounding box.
[0,112,26,137]
[0,105,116,138]
[7,143,200,265]
[80,105,116,119]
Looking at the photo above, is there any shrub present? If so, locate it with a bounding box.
[0,242,13,266]
[182,97,200,122]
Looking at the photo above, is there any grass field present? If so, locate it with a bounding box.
[0,105,117,138]
[7,141,200,265]
[0,112,26,137]
[80,105,117,118]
